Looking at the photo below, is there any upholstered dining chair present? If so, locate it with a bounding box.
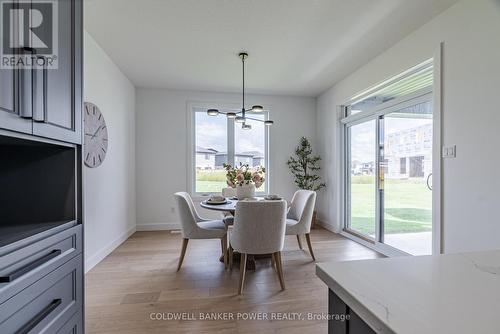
[222,187,236,198]
[221,187,236,226]
[286,190,317,261]
[174,192,228,271]
[230,200,287,294]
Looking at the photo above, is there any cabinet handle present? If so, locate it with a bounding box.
[0,249,62,283]
[14,299,62,334]
[18,47,35,118]
[32,55,46,122]
[18,68,33,118]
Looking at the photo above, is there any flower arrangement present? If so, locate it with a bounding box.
[223,163,265,189]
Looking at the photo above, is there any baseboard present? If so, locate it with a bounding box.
[136,222,180,231]
[316,219,339,233]
[84,225,136,273]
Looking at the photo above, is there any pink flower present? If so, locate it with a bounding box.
[252,173,261,183]
[236,173,244,182]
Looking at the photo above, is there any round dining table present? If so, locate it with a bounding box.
[200,197,270,270]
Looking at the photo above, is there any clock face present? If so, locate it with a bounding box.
[84,102,108,168]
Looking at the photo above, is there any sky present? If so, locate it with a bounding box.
[196,112,265,154]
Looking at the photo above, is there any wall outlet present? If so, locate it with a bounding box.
[442,145,456,158]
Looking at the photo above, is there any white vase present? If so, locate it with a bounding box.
[236,183,255,200]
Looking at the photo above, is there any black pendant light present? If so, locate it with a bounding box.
[207,52,273,129]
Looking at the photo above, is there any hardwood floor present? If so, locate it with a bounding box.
[85,227,382,334]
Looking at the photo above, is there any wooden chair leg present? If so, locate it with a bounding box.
[177,238,189,271]
[238,253,247,295]
[305,233,316,261]
[229,244,234,270]
[275,251,285,290]
[296,235,303,250]
[221,235,228,269]
[271,252,276,271]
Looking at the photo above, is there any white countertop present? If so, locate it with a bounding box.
[316,250,500,334]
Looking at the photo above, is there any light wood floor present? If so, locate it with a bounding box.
[85,227,382,334]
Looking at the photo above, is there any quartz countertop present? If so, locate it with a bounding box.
[316,250,500,334]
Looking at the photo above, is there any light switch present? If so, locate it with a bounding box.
[442,145,456,158]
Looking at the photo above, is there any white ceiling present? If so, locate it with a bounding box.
[84,0,457,97]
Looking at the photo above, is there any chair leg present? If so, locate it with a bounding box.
[177,238,189,271]
[238,253,247,295]
[275,251,285,290]
[271,252,276,271]
[229,244,233,270]
[296,235,303,250]
[221,235,228,269]
[305,233,316,261]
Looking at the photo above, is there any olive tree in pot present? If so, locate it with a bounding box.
[287,137,326,228]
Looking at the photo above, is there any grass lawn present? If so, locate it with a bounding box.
[196,172,432,236]
[350,176,432,235]
[196,170,227,193]
[195,170,266,193]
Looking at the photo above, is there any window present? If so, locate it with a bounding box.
[400,157,407,174]
[190,105,269,195]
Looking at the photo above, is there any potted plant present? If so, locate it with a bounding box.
[287,137,326,228]
[224,163,265,199]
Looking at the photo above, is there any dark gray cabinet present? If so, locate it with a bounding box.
[32,0,82,144]
[0,0,82,144]
[329,289,376,334]
[0,67,32,134]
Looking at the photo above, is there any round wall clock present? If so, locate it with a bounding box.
[84,102,108,168]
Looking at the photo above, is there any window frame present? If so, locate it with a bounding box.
[187,102,270,197]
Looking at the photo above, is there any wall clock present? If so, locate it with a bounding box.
[84,102,108,168]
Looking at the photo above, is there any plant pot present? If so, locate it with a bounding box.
[236,183,255,200]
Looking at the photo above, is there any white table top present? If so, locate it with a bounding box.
[316,250,500,334]
[200,197,269,212]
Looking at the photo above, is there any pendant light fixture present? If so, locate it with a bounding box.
[207,52,273,129]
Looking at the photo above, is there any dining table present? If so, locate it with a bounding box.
[200,196,276,270]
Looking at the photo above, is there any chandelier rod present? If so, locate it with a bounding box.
[242,54,245,117]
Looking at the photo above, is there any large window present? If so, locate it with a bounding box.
[191,106,269,195]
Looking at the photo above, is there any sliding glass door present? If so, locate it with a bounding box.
[380,101,433,255]
[346,120,377,239]
[344,96,433,255]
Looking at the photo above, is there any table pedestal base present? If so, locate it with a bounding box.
[219,253,272,270]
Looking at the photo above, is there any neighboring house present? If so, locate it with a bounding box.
[214,151,264,168]
[196,146,217,169]
[385,123,432,179]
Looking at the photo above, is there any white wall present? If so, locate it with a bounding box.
[316,0,500,253]
[136,89,316,230]
[83,32,136,271]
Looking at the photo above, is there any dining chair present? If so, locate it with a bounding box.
[222,187,236,198]
[173,192,228,271]
[230,200,287,294]
[221,187,236,226]
[286,190,317,261]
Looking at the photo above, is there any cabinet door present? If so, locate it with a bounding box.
[0,66,32,134]
[32,0,82,144]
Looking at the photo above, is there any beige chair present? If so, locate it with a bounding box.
[222,187,236,198]
[286,190,317,261]
[221,187,236,226]
[230,200,287,294]
[174,192,228,270]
